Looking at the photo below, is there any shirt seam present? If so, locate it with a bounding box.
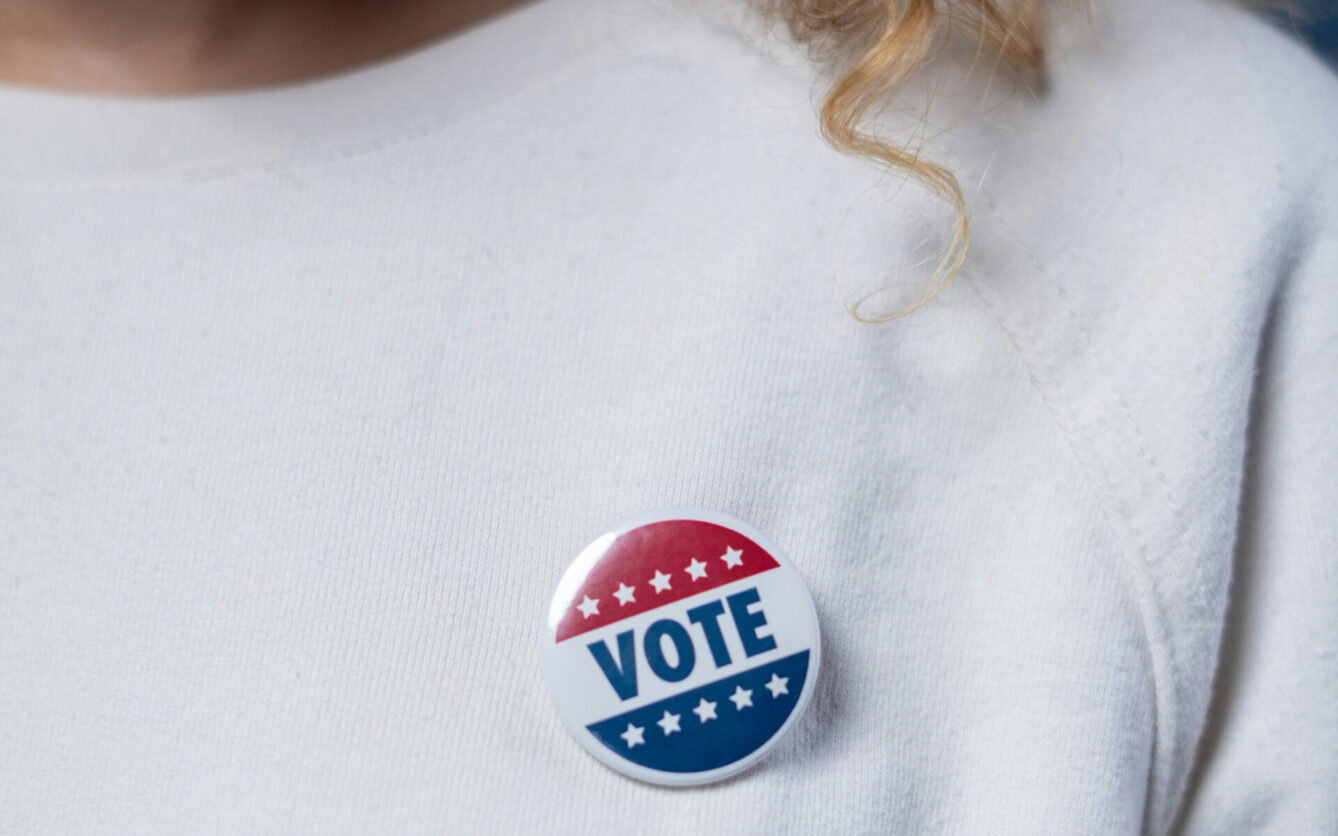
[963,246,1203,836]
[0,43,633,193]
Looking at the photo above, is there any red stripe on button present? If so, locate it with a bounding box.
[555,519,780,643]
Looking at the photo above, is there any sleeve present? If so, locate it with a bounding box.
[1173,212,1338,833]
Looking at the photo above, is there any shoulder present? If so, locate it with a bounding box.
[1047,0,1338,208]
[955,3,1335,830]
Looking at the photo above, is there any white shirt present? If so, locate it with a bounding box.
[1,0,1334,832]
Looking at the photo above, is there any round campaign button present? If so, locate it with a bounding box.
[540,509,821,786]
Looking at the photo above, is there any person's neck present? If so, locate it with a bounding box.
[0,0,532,95]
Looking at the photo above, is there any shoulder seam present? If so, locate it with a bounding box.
[962,225,1209,835]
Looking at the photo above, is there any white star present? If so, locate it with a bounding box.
[729,685,754,710]
[720,546,744,569]
[764,673,789,698]
[657,710,682,735]
[685,558,708,581]
[576,595,600,618]
[620,723,645,748]
[649,569,672,593]
[613,582,636,606]
[692,698,718,723]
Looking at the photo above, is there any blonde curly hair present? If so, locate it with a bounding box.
[760,0,1048,319]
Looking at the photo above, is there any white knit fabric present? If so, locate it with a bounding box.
[1,0,1334,832]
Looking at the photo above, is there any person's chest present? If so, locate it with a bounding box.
[0,114,1151,830]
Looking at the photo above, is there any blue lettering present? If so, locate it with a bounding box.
[643,619,696,682]
[686,599,733,668]
[587,630,638,700]
[726,587,777,658]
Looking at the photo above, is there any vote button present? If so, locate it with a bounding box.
[540,509,822,786]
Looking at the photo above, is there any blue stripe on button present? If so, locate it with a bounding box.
[586,650,810,774]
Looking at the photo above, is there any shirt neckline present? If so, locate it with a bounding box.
[0,0,657,187]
